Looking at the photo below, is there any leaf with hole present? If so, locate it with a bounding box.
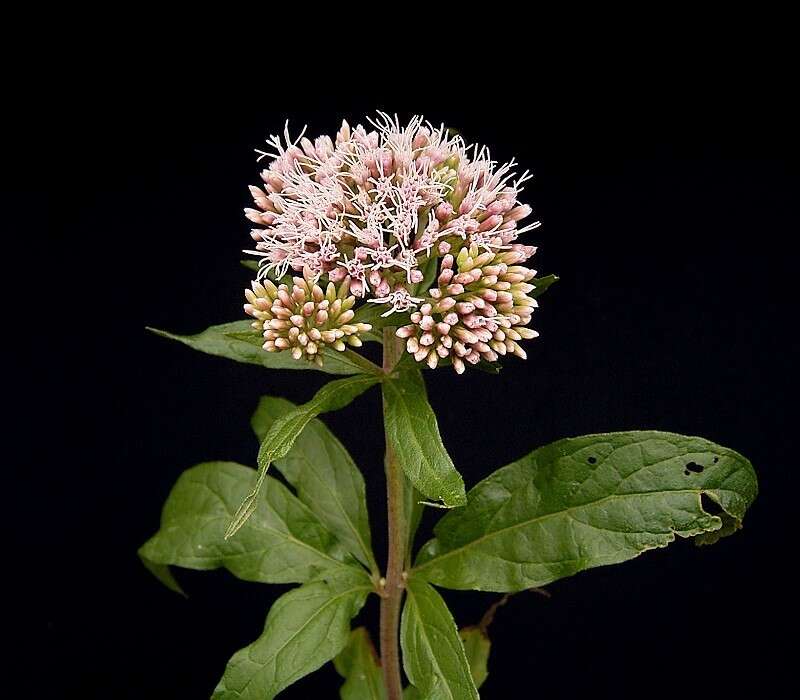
[401,577,479,700]
[139,461,355,588]
[212,568,373,700]
[413,431,757,591]
[382,368,466,509]
[148,321,375,375]
[334,627,386,700]
[226,375,381,538]
[251,396,377,573]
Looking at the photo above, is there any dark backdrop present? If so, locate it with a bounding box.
[38,62,796,699]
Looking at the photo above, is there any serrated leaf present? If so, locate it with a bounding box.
[139,461,354,587]
[227,375,381,538]
[401,578,479,700]
[251,397,377,573]
[334,627,386,700]
[413,431,758,592]
[147,321,373,376]
[382,369,466,508]
[459,627,490,689]
[530,273,559,298]
[213,569,372,700]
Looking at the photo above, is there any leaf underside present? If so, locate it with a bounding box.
[413,431,757,592]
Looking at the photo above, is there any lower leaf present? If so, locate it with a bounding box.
[334,627,386,700]
[459,627,491,690]
[413,431,758,592]
[401,578,479,700]
[212,569,373,700]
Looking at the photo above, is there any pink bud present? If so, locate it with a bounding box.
[396,325,416,339]
[505,204,532,223]
[436,202,454,222]
[478,214,503,232]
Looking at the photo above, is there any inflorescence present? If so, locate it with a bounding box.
[243,113,542,372]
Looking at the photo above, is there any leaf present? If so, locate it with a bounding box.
[401,578,479,700]
[530,273,559,298]
[139,462,354,587]
[413,431,758,592]
[352,303,412,334]
[251,397,377,573]
[147,321,371,376]
[382,368,466,508]
[403,479,424,567]
[138,553,186,596]
[459,627,490,689]
[227,375,381,538]
[410,254,439,297]
[334,627,386,700]
[213,569,373,700]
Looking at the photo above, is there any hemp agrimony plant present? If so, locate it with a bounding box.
[141,114,758,699]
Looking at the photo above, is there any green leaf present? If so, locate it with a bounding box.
[383,368,466,508]
[241,259,260,272]
[139,461,354,586]
[459,627,490,689]
[147,321,371,376]
[401,578,479,700]
[334,627,386,700]
[227,375,381,538]
[403,479,425,567]
[410,254,439,297]
[251,397,377,573]
[413,431,758,592]
[137,553,186,596]
[213,569,372,700]
[352,303,412,335]
[530,273,559,298]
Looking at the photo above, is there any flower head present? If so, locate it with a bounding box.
[244,267,371,366]
[244,113,542,370]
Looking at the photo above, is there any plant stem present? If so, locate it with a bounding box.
[380,328,407,700]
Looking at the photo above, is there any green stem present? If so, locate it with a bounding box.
[380,328,407,700]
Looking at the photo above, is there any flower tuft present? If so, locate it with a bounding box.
[243,113,543,370]
[244,267,372,366]
[395,243,540,373]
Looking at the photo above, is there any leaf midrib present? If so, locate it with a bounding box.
[412,486,736,574]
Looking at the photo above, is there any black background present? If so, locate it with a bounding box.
[32,47,797,699]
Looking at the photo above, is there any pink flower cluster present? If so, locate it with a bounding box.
[244,113,542,370]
